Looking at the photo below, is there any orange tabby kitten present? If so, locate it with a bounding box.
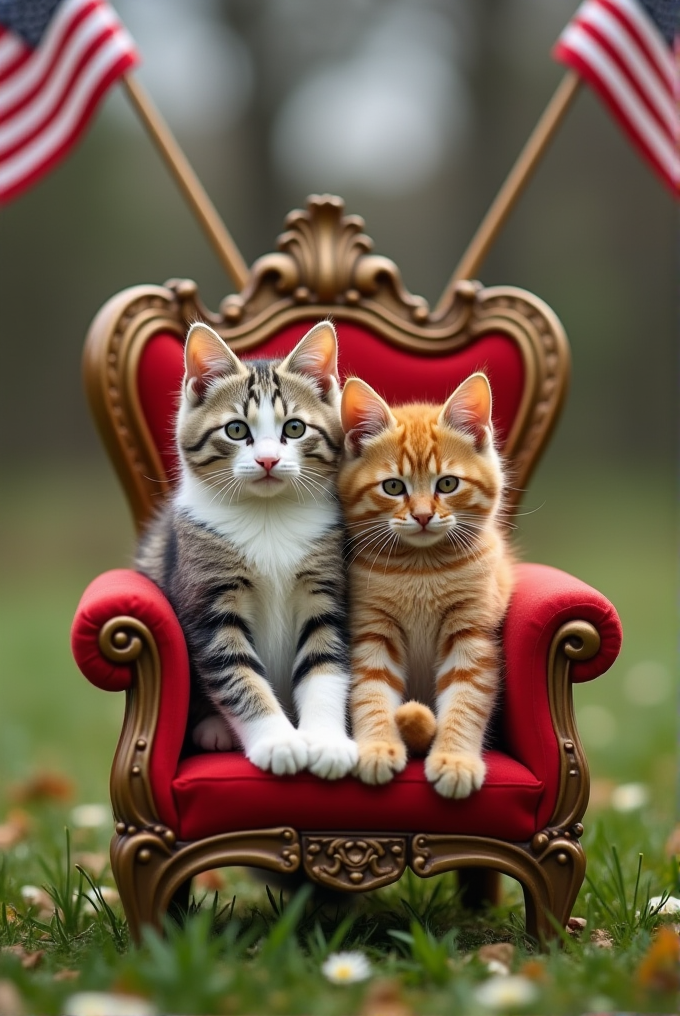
[338,373,513,799]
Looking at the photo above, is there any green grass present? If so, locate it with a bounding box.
[0,806,678,1013]
[0,457,677,1013]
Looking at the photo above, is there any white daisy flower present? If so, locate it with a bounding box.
[474,974,539,1009]
[485,959,510,976]
[610,782,649,812]
[63,992,156,1016]
[321,951,372,984]
[646,894,680,915]
[69,804,111,829]
[20,884,47,907]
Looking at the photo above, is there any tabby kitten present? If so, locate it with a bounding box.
[338,373,513,799]
[136,320,357,780]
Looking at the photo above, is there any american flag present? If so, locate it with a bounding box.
[0,0,138,202]
[553,0,680,194]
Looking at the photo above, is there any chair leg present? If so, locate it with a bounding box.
[167,878,192,926]
[458,867,501,909]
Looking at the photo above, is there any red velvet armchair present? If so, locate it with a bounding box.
[71,195,622,944]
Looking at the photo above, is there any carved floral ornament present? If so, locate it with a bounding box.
[303,835,407,891]
[162,194,483,339]
[219,194,438,325]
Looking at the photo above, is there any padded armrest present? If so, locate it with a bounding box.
[71,569,189,829]
[505,563,622,686]
[501,562,622,827]
[71,568,189,693]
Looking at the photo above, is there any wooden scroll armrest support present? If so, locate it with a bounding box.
[502,562,623,832]
[71,569,189,831]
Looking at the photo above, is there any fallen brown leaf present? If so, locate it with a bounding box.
[1,905,18,924]
[9,772,74,803]
[360,978,413,1016]
[21,950,44,971]
[478,942,515,967]
[518,959,549,982]
[0,809,32,850]
[637,925,680,992]
[195,869,225,892]
[1,945,44,969]
[665,825,680,857]
[587,778,616,810]
[53,970,80,982]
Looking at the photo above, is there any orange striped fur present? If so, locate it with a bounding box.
[338,374,514,798]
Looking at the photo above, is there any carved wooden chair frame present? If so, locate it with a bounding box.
[82,195,601,945]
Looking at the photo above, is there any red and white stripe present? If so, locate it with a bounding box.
[0,0,138,202]
[554,0,680,193]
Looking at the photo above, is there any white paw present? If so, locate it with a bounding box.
[301,731,358,780]
[247,729,308,776]
[192,715,234,752]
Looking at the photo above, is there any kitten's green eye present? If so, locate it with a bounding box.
[283,419,306,439]
[382,479,406,496]
[226,420,250,440]
[436,475,459,494]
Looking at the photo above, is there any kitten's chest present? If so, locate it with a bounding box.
[226,502,340,714]
[251,574,298,714]
[399,565,476,706]
[405,600,440,707]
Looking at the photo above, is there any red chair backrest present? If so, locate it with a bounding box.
[85,196,568,528]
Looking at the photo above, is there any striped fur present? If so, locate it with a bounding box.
[338,374,514,799]
[136,320,357,779]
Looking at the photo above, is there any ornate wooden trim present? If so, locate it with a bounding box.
[302,835,407,891]
[109,821,584,945]
[545,620,600,833]
[84,194,570,529]
[410,833,585,942]
[98,615,164,830]
[468,288,568,485]
[83,286,180,530]
[111,827,300,943]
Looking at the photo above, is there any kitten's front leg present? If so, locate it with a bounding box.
[296,673,358,780]
[351,610,408,785]
[292,553,357,779]
[192,612,307,775]
[425,628,499,799]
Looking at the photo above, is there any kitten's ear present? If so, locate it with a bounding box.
[341,378,396,453]
[439,373,493,448]
[184,323,244,405]
[280,320,338,394]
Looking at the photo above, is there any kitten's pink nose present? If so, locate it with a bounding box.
[412,512,434,529]
[256,456,280,472]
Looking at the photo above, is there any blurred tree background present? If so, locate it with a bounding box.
[0,1,676,815]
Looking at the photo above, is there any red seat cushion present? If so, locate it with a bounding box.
[172,750,543,841]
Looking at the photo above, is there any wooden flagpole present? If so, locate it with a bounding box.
[121,73,249,291]
[435,70,581,314]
